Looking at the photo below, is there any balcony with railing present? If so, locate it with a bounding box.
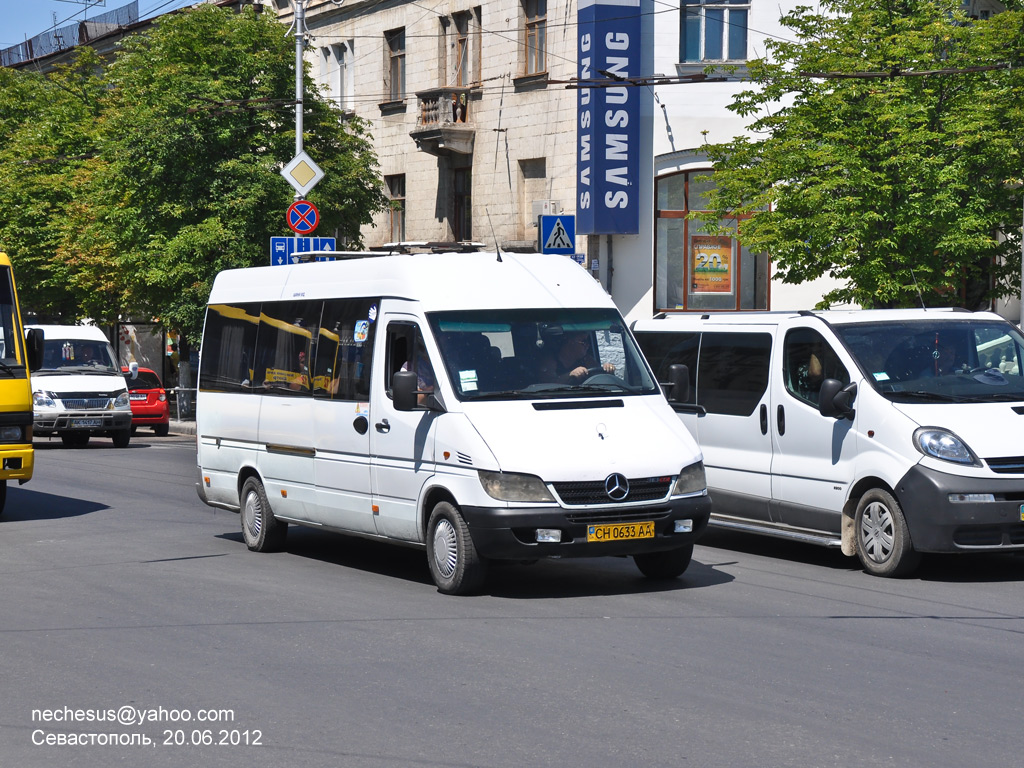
[410,87,475,156]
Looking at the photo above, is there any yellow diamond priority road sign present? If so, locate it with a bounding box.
[281,151,324,197]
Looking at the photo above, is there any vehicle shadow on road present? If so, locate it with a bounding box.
[698,528,1024,583]
[218,527,735,598]
[4,487,108,521]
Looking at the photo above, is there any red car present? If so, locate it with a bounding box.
[121,366,170,436]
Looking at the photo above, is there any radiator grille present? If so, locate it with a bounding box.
[552,476,672,506]
[985,456,1024,474]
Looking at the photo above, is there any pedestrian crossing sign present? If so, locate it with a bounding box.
[539,215,576,255]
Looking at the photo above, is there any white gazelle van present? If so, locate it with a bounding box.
[29,324,134,448]
[195,252,710,594]
[633,309,1024,577]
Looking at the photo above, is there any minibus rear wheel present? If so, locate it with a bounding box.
[854,488,920,577]
[240,477,287,552]
[633,543,694,579]
[426,502,487,595]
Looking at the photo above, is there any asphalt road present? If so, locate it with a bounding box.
[2,432,1023,767]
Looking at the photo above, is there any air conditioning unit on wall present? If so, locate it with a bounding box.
[531,200,561,225]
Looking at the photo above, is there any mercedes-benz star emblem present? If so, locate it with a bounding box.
[604,473,629,502]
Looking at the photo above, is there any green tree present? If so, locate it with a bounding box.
[0,48,105,320]
[699,0,1024,309]
[1,5,387,340]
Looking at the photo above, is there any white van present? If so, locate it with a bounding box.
[195,252,710,594]
[632,309,1024,577]
[29,324,134,448]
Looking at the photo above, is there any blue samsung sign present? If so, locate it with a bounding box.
[577,0,641,235]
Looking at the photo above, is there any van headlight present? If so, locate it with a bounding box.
[913,427,979,466]
[113,391,131,409]
[478,471,555,503]
[33,390,56,408]
[672,461,707,496]
[0,425,23,442]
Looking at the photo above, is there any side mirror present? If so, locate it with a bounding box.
[392,370,419,412]
[129,360,139,380]
[25,328,43,372]
[819,379,857,420]
[665,364,690,403]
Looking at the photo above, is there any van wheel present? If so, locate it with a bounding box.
[112,429,131,448]
[61,433,89,448]
[240,477,287,552]
[426,502,487,595]
[855,489,920,577]
[634,542,694,579]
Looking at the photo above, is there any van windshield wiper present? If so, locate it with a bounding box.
[0,360,15,376]
[885,390,971,403]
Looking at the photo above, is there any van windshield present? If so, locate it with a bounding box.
[37,338,120,375]
[428,309,659,400]
[832,318,1024,404]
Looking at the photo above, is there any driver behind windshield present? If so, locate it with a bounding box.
[546,331,615,384]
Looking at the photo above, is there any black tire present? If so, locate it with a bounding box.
[426,502,487,595]
[855,488,921,577]
[0,479,6,516]
[634,542,694,579]
[112,429,131,448]
[153,423,170,437]
[130,426,138,435]
[61,433,89,448]
[240,476,287,552]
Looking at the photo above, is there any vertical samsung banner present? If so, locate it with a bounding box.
[577,0,641,235]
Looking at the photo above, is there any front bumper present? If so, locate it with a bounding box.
[460,493,712,560]
[34,411,133,434]
[897,464,1024,552]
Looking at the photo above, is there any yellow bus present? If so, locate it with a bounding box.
[0,252,43,514]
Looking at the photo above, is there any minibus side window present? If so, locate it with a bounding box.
[199,303,261,393]
[385,323,434,403]
[254,300,323,396]
[782,328,848,407]
[696,332,771,416]
[633,330,699,402]
[313,298,380,400]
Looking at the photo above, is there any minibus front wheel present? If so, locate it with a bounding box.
[240,477,287,553]
[633,543,694,579]
[426,502,487,596]
[854,488,920,577]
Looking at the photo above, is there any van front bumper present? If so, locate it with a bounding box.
[34,411,133,434]
[460,494,712,560]
[897,465,1024,552]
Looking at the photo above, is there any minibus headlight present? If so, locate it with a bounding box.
[113,391,131,409]
[0,425,23,442]
[478,471,555,503]
[672,461,706,496]
[33,390,56,408]
[913,427,979,466]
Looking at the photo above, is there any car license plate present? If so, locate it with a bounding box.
[130,394,146,401]
[587,521,655,542]
[71,418,101,428]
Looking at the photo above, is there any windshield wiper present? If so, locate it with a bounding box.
[885,390,971,403]
[468,389,531,400]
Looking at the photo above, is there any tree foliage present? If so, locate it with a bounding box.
[700,0,1024,308]
[0,6,387,340]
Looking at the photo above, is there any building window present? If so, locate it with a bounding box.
[452,167,472,241]
[654,169,767,312]
[385,28,406,101]
[320,43,353,112]
[442,9,481,87]
[386,174,406,243]
[523,0,546,75]
[680,0,748,63]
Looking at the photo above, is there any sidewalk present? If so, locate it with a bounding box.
[169,419,196,436]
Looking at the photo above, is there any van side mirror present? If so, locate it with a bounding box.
[665,364,690,403]
[129,361,139,380]
[819,379,857,420]
[25,328,43,372]
[392,370,419,411]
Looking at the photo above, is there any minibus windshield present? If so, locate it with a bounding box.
[36,339,120,375]
[833,318,1024,404]
[428,308,659,400]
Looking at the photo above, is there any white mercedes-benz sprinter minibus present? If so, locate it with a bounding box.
[195,252,710,594]
[633,309,1024,577]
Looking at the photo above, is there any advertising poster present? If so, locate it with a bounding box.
[691,236,733,293]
